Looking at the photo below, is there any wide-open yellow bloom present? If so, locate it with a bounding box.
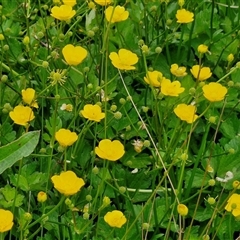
[51,171,85,196]
[225,193,240,217]
[95,139,125,161]
[22,88,38,108]
[55,128,78,147]
[62,44,87,66]
[0,209,14,233]
[144,70,163,87]
[176,9,194,23]
[105,6,129,23]
[62,0,77,7]
[80,104,105,122]
[161,78,185,96]
[109,49,138,70]
[104,210,127,228]
[202,82,227,102]
[190,65,212,81]
[174,103,198,124]
[51,5,76,21]
[94,0,112,6]
[170,64,187,77]
[9,105,35,126]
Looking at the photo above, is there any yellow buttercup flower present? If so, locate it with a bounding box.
[225,193,240,217]
[62,44,87,66]
[51,171,85,196]
[198,44,208,54]
[190,65,212,81]
[177,204,188,216]
[161,78,185,96]
[105,6,129,23]
[80,104,105,122]
[22,88,38,108]
[55,128,78,147]
[95,139,125,161]
[109,49,138,70]
[37,191,47,203]
[144,70,163,87]
[62,0,76,6]
[50,5,76,21]
[170,64,187,77]
[176,9,194,23]
[9,105,35,126]
[174,103,198,124]
[94,0,112,6]
[104,210,127,228]
[0,209,14,233]
[202,82,227,102]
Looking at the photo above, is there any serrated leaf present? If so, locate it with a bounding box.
[0,131,40,174]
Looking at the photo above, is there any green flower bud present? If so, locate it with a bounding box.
[155,47,162,54]
[110,105,117,112]
[119,98,126,105]
[208,179,215,186]
[1,75,8,82]
[119,186,126,194]
[86,195,92,202]
[114,111,122,119]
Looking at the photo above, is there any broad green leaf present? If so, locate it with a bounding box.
[0,131,40,174]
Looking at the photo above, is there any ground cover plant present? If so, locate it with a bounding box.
[0,0,240,239]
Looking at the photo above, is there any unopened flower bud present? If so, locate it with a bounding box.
[23,36,30,45]
[208,179,215,186]
[119,186,126,194]
[177,204,188,216]
[227,53,234,62]
[207,197,215,205]
[114,111,122,119]
[37,191,47,203]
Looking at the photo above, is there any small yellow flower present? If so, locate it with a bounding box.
[105,6,129,23]
[62,44,87,66]
[202,82,227,102]
[22,88,38,108]
[9,105,35,126]
[50,5,76,21]
[88,1,96,9]
[178,0,185,7]
[177,204,188,216]
[55,128,78,147]
[190,65,212,81]
[198,44,208,54]
[94,0,112,6]
[233,181,240,189]
[0,209,14,233]
[104,210,127,228]
[62,0,77,6]
[95,139,125,161]
[109,49,138,70]
[225,193,240,217]
[80,104,105,122]
[37,191,47,203]
[161,78,185,96]
[176,9,194,23]
[144,70,163,87]
[170,64,187,77]
[51,171,85,196]
[174,103,198,124]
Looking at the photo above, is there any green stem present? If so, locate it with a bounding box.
[27,196,65,229]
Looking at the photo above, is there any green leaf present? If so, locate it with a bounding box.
[0,131,40,174]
